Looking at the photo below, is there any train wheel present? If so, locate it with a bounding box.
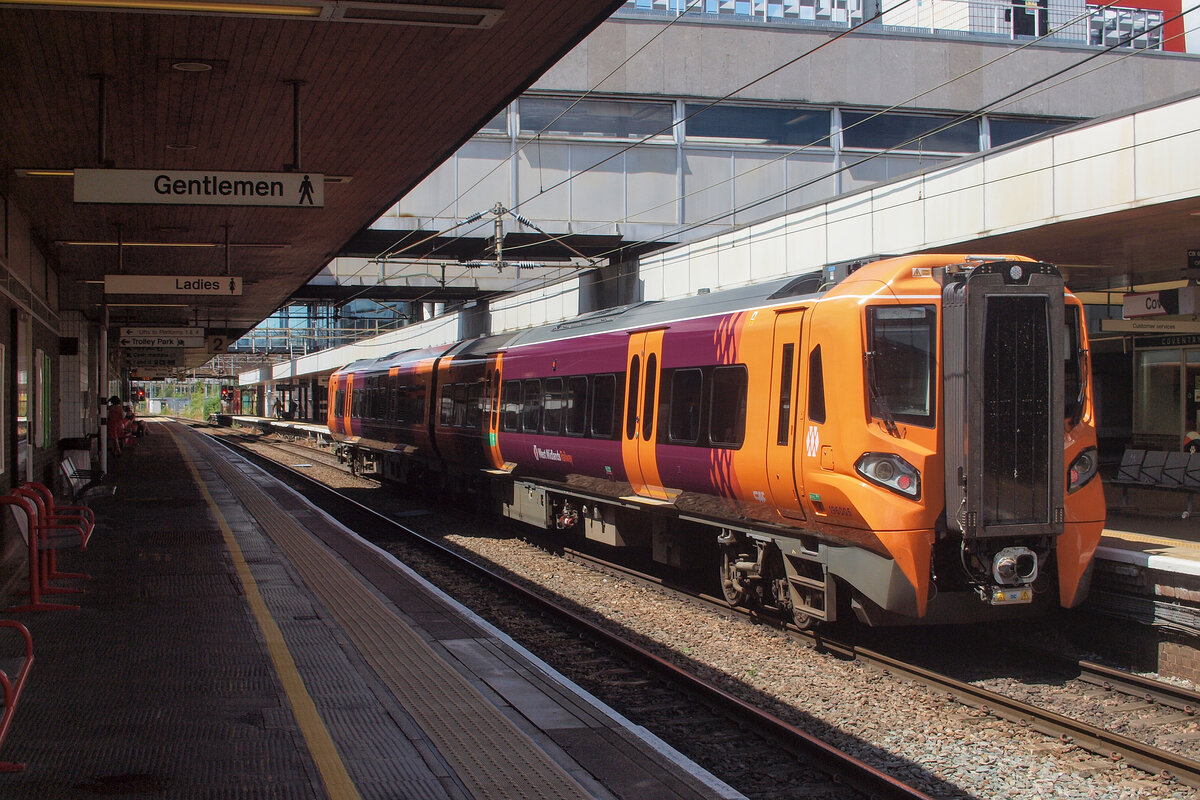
[720,547,748,606]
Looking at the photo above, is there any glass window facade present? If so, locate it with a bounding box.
[685,104,832,148]
[519,97,674,139]
[1134,348,1183,450]
[990,117,1071,148]
[842,111,979,154]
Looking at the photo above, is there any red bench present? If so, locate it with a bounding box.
[0,621,33,772]
[0,492,87,613]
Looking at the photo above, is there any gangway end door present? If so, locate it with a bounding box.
[766,309,806,520]
[484,353,506,470]
[622,329,673,501]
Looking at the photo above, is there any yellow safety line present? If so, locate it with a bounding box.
[1103,529,1200,551]
[168,426,362,800]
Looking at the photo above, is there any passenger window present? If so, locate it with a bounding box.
[642,354,657,441]
[412,389,425,424]
[626,356,641,440]
[709,365,748,448]
[669,369,703,444]
[808,345,826,424]
[777,343,794,446]
[565,376,588,436]
[501,380,521,431]
[466,382,483,429]
[522,379,542,433]
[439,384,455,426]
[334,389,346,420]
[452,383,469,427]
[543,378,563,434]
[592,374,617,438]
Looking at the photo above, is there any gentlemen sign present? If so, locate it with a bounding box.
[105,275,243,295]
[75,168,323,207]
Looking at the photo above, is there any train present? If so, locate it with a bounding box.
[327,253,1106,626]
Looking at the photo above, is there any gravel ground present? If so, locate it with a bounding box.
[233,430,1199,800]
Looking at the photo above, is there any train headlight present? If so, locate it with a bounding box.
[855,453,921,500]
[1067,446,1098,494]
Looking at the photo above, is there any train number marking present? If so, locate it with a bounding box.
[805,426,820,458]
[753,490,766,503]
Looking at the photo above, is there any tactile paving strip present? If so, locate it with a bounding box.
[177,428,594,800]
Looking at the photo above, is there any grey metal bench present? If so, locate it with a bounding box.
[1111,448,1200,518]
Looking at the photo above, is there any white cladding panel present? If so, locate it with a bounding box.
[490,278,579,333]
[571,144,627,225]
[457,140,515,218]
[682,150,734,227]
[719,229,756,290]
[923,160,985,246]
[871,177,926,255]
[748,218,790,284]
[983,138,1056,233]
[732,152,788,226]
[1134,96,1200,203]
[626,145,678,225]
[826,194,874,263]
[1052,117,1136,218]
[516,143,571,223]
[785,208,830,274]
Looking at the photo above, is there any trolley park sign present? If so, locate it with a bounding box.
[105,274,242,296]
[74,168,324,207]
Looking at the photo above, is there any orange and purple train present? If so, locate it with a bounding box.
[327,253,1106,626]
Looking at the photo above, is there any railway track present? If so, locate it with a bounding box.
[560,541,1200,788]
[203,423,936,800]
[203,421,1200,793]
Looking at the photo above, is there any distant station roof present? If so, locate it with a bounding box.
[0,0,626,369]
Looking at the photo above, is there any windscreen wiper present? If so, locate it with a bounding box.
[864,351,901,438]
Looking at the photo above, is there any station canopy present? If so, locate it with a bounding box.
[0,0,626,370]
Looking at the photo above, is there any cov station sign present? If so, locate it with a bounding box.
[75,168,323,207]
[1122,285,1200,318]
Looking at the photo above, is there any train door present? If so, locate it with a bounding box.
[623,329,671,500]
[765,309,806,520]
[484,353,506,470]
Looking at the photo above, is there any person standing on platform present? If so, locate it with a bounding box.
[106,396,126,456]
[272,396,283,419]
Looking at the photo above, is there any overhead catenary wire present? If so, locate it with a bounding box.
[333,5,1196,329]
[496,0,1168,263]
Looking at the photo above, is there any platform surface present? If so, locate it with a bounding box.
[0,419,740,800]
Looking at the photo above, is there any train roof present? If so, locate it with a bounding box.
[503,270,826,349]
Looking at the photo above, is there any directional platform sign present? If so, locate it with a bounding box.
[120,335,205,348]
[75,169,323,207]
[124,348,184,369]
[121,327,204,338]
[106,275,242,296]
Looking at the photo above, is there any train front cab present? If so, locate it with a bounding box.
[808,256,1105,626]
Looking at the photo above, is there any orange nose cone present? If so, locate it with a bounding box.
[874,531,934,617]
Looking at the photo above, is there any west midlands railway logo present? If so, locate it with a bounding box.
[806,426,820,458]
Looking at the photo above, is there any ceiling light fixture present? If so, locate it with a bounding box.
[171,61,214,72]
[0,0,322,16]
[0,0,502,27]
[14,168,74,178]
[58,240,290,248]
[59,240,219,248]
[166,143,197,151]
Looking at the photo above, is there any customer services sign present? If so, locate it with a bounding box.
[74,169,323,207]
